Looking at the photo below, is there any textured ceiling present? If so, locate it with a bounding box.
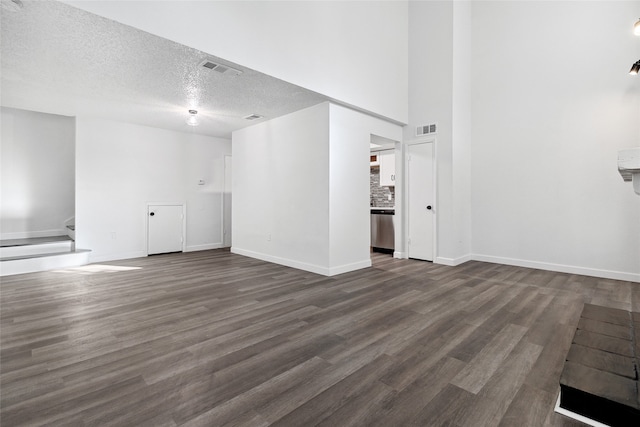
[0,0,330,138]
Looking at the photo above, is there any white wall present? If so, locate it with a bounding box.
[232,103,331,274]
[470,1,640,281]
[451,1,472,263]
[233,102,403,276]
[63,0,409,124]
[328,103,403,274]
[76,118,231,262]
[406,0,472,265]
[1,107,75,239]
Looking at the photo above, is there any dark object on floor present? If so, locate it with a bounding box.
[559,304,640,426]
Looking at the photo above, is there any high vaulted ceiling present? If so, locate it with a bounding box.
[0,0,330,138]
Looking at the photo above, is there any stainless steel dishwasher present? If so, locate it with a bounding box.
[371,209,394,253]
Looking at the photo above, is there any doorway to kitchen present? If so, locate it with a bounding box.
[370,135,399,259]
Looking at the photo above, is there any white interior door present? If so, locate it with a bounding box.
[407,142,434,261]
[148,204,184,255]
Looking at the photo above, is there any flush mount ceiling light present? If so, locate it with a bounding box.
[186,109,199,126]
[630,20,640,75]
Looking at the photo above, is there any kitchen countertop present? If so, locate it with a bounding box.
[371,207,395,215]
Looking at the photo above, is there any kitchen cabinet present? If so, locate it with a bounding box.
[379,150,395,187]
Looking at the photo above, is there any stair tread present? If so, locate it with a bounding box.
[0,236,73,248]
[1,249,91,262]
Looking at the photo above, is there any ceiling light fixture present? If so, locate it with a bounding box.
[186,109,199,126]
[630,60,640,75]
[634,18,640,36]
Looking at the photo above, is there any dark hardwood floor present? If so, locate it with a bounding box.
[1,249,638,426]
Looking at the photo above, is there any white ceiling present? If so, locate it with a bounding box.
[0,0,330,138]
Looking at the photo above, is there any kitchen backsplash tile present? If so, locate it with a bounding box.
[370,166,395,207]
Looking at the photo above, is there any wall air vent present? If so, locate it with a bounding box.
[416,123,437,137]
[199,60,243,76]
[243,114,263,121]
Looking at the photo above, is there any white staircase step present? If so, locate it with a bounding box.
[66,225,76,241]
[0,250,91,276]
[0,236,73,258]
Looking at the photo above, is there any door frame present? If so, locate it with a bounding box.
[404,138,437,261]
[146,202,186,255]
[223,155,232,248]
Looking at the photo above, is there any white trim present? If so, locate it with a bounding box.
[435,254,472,266]
[472,254,640,283]
[185,243,224,252]
[89,251,146,264]
[1,229,67,240]
[328,259,372,276]
[554,392,610,427]
[231,247,369,276]
[393,251,407,259]
[231,247,329,275]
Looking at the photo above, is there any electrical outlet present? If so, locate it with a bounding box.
[267,234,271,241]
[110,232,117,240]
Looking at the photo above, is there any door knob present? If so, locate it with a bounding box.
[426,205,432,210]
[150,212,155,216]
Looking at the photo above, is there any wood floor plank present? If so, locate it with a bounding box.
[1,249,635,426]
[449,323,528,394]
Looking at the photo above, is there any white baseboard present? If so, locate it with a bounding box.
[393,251,407,259]
[231,247,329,275]
[89,251,147,264]
[1,229,67,240]
[472,254,640,283]
[328,259,371,276]
[435,254,473,266]
[89,244,225,263]
[231,247,370,276]
[185,243,224,252]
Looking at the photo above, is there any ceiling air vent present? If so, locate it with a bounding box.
[416,123,437,137]
[199,60,243,76]
[243,114,263,121]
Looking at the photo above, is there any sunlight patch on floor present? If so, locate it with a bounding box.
[53,264,142,274]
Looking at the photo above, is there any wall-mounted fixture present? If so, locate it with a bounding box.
[634,18,640,36]
[186,109,199,126]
